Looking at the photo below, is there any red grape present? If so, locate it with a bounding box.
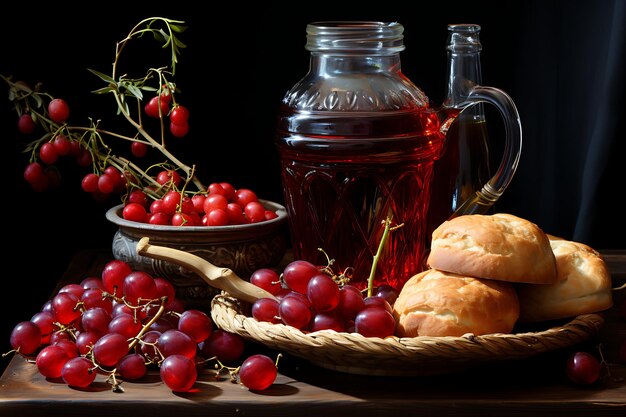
[93,333,130,367]
[335,285,366,321]
[238,354,277,391]
[310,312,345,332]
[250,268,282,295]
[278,295,312,330]
[375,284,399,306]
[51,292,81,325]
[306,273,340,312]
[102,259,132,296]
[566,351,601,385]
[52,339,79,359]
[252,298,281,324]
[81,307,112,336]
[36,345,70,379]
[108,313,143,339]
[62,357,97,388]
[282,260,319,294]
[139,330,162,362]
[201,329,245,363]
[117,353,147,380]
[31,311,56,341]
[123,271,157,305]
[160,354,197,392]
[158,329,197,359]
[363,295,393,314]
[75,331,100,355]
[354,305,396,338]
[177,309,213,343]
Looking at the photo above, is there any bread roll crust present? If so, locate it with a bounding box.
[516,236,613,322]
[393,269,520,337]
[427,213,558,284]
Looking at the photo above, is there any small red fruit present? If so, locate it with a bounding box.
[17,113,36,134]
[170,105,190,125]
[566,351,601,385]
[48,98,70,123]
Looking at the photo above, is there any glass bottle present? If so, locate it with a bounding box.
[275,21,444,291]
[427,24,491,239]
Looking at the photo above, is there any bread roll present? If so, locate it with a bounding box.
[516,236,613,322]
[393,269,520,337]
[427,213,558,284]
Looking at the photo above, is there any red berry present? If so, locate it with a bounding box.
[170,105,190,125]
[239,354,278,391]
[123,203,147,222]
[566,351,602,385]
[39,142,58,165]
[127,190,148,207]
[17,113,36,134]
[23,162,44,184]
[131,141,148,157]
[97,174,116,194]
[169,121,189,138]
[144,96,169,118]
[53,135,71,155]
[81,173,99,193]
[156,170,181,187]
[48,98,70,123]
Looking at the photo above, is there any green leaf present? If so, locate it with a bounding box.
[173,37,187,49]
[152,29,167,44]
[91,86,116,95]
[88,68,116,83]
[32,94,43,108]
[170,23,187,33]
[125,84,143,100]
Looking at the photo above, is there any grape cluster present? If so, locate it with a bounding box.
[7,259,279,392]
[249,260,400,338]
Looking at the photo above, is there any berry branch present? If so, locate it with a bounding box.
[3,16,203,203]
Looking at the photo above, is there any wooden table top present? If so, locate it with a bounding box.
[1,249,625,417]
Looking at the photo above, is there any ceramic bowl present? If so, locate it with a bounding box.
[105,200,288,310]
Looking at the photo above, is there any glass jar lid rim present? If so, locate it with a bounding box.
[306,21,405,53]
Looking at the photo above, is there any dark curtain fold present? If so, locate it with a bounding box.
[497,0,626,248]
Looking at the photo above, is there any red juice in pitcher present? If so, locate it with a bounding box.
[276,105,445,291]
[274,21,447,291]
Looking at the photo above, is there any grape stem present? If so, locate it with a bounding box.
[366,217,404,297]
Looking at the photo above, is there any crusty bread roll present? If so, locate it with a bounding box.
[516,236,613,322]
[393,268,520,337]
[427,213,558,284]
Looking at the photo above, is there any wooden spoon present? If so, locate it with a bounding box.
[135,237,277,304]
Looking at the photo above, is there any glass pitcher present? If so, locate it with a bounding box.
[275,21,521,291]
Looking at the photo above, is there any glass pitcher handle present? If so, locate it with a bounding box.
[450,85,522,217]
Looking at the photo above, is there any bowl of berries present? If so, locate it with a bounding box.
[106,192,288,310]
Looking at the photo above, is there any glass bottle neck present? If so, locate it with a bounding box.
[445,24,484,108]
[309,53,402,75]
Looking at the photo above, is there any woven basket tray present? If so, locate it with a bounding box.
[210,294,605,376]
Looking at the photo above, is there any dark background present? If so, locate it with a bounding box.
[1,1,624,373]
